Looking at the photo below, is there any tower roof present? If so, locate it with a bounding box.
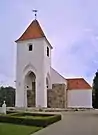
[15,19,53,48]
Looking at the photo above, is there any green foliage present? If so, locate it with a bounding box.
[0,112,61,127]
[93,72,98,89]
[11,112,55,117]
[0,86,15,107]
[92,71,98,108]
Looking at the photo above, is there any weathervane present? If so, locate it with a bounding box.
[32,10,38,20]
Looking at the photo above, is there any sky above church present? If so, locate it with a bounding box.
[0,0,98,87]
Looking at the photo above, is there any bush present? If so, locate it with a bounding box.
[0,113,61,127]
[6,111,17,114]
[0,86,15,107]
[10,112,55,117]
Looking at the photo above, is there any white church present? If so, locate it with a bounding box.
[15,18,92,108]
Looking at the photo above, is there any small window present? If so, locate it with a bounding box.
[47,47,49,57]
[29,44,32,51]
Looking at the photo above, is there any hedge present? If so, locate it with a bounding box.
[6,111,17,115]
[0,113,61,127]
[10,112,55,117]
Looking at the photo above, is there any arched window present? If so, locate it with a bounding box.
[47,47,49,57]
[29,44,32,51]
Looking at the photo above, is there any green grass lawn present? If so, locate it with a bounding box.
[0,123,42,135]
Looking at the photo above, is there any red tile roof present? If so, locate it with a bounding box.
[15,19,53,48]
[16,20,45,41]
[66,78,91,90]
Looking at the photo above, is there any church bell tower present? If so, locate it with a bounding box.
[15,18,53,108]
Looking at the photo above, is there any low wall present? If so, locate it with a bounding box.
[47,84,66,108]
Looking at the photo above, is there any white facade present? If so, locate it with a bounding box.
[67,89,92,108]
[51,68,67,85]
[16,38,52,107]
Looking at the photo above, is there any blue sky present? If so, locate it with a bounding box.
[0,0,98,87]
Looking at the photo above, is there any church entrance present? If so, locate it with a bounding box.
[25,71,36,107]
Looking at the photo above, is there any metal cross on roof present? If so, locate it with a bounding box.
[32,10,38,20]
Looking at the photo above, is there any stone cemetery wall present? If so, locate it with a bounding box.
[47,84,66,108]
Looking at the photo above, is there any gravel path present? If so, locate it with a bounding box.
[33,110,98,135]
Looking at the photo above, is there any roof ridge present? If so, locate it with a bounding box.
[51,67,66,80]
[66,78,83,80]
[35,20,45,37]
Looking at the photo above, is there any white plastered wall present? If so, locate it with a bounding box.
[67,89,92,108]
[51,68,67,85]
[16,38,51,108]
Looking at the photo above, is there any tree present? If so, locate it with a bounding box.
[92,71,98,108]
[0,86,15,107]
